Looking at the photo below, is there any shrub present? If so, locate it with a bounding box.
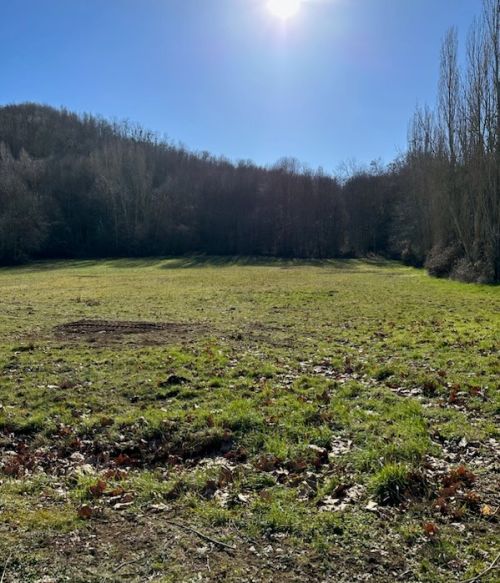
[450,257,494,284]
[424,244,462,278]
[400,241,425,267]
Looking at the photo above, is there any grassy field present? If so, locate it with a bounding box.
[0,257,498,582]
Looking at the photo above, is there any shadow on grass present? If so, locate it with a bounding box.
[161,256,342,269]
[0,255,400,273]
[159,255,400,270]
[0,257,166,273]
[0,259,103,273]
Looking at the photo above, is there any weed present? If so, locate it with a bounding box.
[370,463,411,505]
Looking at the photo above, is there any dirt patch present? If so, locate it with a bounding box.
[0,505,420,582]
[55,319,178,335]
[54,319,206,346]
[224,322,294,349]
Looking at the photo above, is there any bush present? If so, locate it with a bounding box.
[400,241,425,267]
[424,244,462,278]
[450,257,494,284]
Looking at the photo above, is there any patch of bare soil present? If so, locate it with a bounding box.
[224,322,294,349]
[0,509,407,583]
[54,319,206,346]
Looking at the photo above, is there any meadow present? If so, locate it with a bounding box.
[0,258,498,582]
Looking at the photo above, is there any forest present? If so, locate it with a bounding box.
[0,0,498,283]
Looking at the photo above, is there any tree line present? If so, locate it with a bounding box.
[403,0,499,282]
[0,0,498,282]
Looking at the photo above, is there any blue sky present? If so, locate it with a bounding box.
[0,0,482,171]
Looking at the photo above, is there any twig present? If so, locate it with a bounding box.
[166,520,236,552]
[461,552,500,583]
[0,553,12,583]
[112,556,145,573]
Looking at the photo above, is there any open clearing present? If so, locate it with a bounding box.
[0,257,498,582]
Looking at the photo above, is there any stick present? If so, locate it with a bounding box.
[461,552,500,583]
[112,556,145,573]
[166,520,236,552]
[0,553,12,583]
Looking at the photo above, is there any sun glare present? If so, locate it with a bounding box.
[267,0,301,20]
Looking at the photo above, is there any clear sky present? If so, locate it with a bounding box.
[0,0,482,171]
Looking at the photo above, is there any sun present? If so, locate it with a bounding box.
[267,0,301,20]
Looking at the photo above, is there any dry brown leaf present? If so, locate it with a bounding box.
[78,505,93,520]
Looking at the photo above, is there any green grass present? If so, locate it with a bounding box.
[0,257,498,581]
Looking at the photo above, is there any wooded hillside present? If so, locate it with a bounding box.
[0,0,498,282]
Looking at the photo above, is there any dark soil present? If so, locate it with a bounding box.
[55,319,183,335]
[53,319,207,345]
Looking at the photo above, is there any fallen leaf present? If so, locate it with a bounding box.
[78,505,93,520]
[89,480,107,498]
[480,504,494,517]
[423,522,439,537]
